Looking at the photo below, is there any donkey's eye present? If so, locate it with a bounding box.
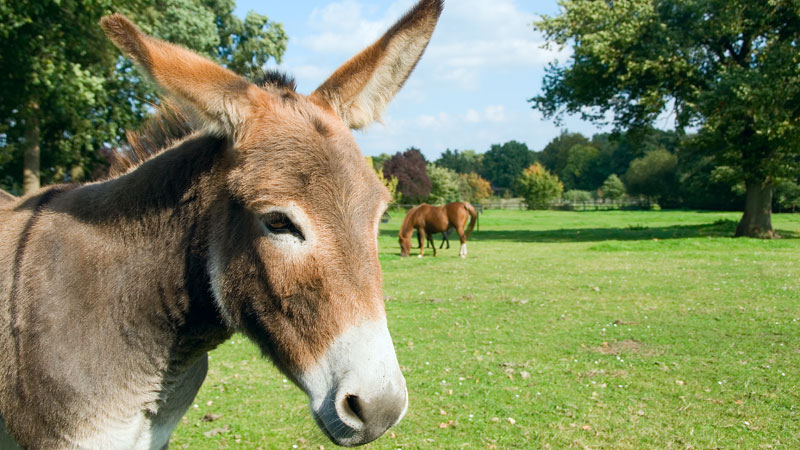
[262,212,304,240]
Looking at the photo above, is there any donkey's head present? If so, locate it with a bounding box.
[101,1,442,446]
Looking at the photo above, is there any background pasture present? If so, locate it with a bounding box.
[172,210,800,449]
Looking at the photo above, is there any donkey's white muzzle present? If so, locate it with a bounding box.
[299,318,407,447]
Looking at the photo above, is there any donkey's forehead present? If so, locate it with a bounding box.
[233,88,391,210]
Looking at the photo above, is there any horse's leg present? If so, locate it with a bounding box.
[456,225,467,258]
[440,230,449,249]
[417,228,426,257]
[427,233,435,252]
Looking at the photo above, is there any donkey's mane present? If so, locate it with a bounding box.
[108,70,297,177]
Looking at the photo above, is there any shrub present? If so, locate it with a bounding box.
[599,174,626,202]
[563,189,593,204]
[458,172,492,203]
[516,163,564,210]
[426,163,461,204]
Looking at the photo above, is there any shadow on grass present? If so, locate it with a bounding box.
[381,220,799,243]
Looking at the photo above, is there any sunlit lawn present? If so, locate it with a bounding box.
[172,210,800,449]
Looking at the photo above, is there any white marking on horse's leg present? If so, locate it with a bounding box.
[460,243,467,258]
[417,253,423,258]
[299,318,407,447]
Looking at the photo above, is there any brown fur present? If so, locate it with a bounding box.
[398,201,477,257]
[0,190,16,206]
[0,1,443,448]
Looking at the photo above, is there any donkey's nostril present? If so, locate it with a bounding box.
[344,393,365,423]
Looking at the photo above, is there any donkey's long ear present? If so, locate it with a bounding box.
[100,14,251,134]
[310,0,443,129]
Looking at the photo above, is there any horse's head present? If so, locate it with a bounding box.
[101,1,442,446]
[399,234,413,257]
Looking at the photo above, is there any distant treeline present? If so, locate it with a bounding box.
[371,127,800,212]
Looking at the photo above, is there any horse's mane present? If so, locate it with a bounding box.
[107,70,297,177]
[399,204,422,237]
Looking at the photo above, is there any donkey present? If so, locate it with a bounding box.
[0,190,16,205]
[399,202,477,258]
[0,1,443,448]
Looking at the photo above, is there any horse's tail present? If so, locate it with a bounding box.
[464,202,478,239]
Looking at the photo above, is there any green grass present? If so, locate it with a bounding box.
[172,210,800,449]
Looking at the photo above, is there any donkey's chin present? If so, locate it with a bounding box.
[298,319,408,447]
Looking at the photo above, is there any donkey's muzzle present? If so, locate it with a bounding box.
[300,318,407,446]
[325,372,408,446]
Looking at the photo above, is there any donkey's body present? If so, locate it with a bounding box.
[398,202,477,258]
[0,1,444,448]
[0,137,232,449]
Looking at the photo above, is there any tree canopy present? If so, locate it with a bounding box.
[480,140,536,195]
[0,0,287,194]
[531,0,800,237]
[383,148,431,203]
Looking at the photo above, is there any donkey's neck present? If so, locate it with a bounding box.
[59,134,234,366]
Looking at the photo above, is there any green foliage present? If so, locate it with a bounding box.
[435,149,483,174]
[480,140,535,195]
[561,143,601,191]
[539,130,589,175]
[532,0,800,235]
[458,172,492,204]
[371,153,392,173]
[599,174,626,202]
[625,148,679,206]
[0,0,287,191]
[775,178,800,212]
[426,163,461,205]
[516,162,564,210]
[366,156,401,204]
[563,189,592,204]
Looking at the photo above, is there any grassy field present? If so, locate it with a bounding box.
[172,210,800,449]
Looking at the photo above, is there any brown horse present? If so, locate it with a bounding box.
[399,202,477,258]
[0,2,443,449]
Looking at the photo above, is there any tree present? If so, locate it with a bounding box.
[539,130,589,175]
[0,0,287,194]
[371,153,392,173]
[459,172,493,203]
[561,143,601,191]
[366,156,400,204]
[599,174,626,203]
[435,149,483,174]
[531,0,800,237]
[426,164,461,204]
[625,149,679,207]
[516,163,563,210]
[480,140,535,195]
[774,179,800,213]
[383,148,431,203]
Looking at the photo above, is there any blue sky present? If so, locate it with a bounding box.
[233,0,612,160]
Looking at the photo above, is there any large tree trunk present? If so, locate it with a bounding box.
[23,103,41,194]
[735,179,778,238]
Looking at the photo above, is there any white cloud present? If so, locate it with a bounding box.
[484,105,506,123]
[302,0,416,54]
[422,0,570,89]
[461,106,507,124]
[415,112,451,129]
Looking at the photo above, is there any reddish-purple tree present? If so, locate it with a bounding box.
[383,147,431,203]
